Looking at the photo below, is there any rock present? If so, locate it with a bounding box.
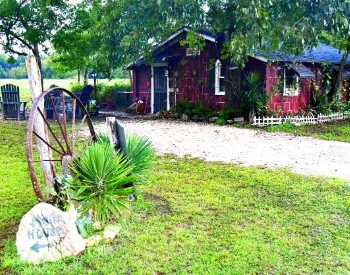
[16,203,85,264]
[191,115,200,121]
[209,116,219,123]
[181,114,189,121]
[227,120,234,124]
[85,235,102,247]
[234,117,244,123]
[125,103,137,114]
[103,225,121,243]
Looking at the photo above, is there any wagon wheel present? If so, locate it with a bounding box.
[27,87,96,203]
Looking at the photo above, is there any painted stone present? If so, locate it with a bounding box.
[16,203,85,264]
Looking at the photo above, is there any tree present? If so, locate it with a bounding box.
[0,0,68,88]
[52,1,97,84]
[97,0,205,68]
[318,1,350,100]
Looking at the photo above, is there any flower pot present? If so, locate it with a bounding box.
[136,103,146,114]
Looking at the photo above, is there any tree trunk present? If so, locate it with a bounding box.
[77,66,81,83]
[329,47,350,101]
[84,67,89,86]
[26,55,55,194]
[223,59,241,108]
[32,45,44,90]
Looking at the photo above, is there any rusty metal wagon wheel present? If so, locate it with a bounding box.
[27,87,96,203]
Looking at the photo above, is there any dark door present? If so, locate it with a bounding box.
[154,67,167,113]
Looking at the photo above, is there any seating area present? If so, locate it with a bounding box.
[0,84,96,121]
[1,84,28,120]
[44,85,94,119]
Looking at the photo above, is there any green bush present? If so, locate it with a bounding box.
[70,83,85,92]
[69,80,131,102]
[215,117,226,126]
[98,80,131,102]
[174,100,216,118]
[218,106,243,120]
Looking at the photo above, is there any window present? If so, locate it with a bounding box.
[215,60,225,95]
[279,66,300,96]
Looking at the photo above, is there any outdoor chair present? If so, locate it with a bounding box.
[59,85,94,118]
[75,85,93,117]
[1,84,28,120]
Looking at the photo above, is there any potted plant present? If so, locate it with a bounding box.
[135,98,146,114]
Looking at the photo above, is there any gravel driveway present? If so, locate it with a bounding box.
[94,119,350,181]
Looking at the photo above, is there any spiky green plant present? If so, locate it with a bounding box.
[67,142,135,224]
[126,134,155,178]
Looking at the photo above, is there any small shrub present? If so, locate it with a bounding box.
[174,100,216,118]
[219,106,243,120]
[215,117,226,126]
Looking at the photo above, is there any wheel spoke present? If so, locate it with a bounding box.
[33,131,65,156]
[60,93,72,155]
[37,106,67,155]
[27,87,96,204]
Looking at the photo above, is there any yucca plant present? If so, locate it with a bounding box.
[67,142,135,224]
[126,134,155,178]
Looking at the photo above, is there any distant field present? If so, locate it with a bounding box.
[0,78,124,101]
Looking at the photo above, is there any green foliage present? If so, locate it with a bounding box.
[215,117,226,126]
[96,80,131,102]
[70,83,85,92]
[126,134,155,178]
[218,106,243,120]
[67,142,135,225]
[267,122,296,133]
[241,72,268,117]
[174,100,216,118]
[269,119,350,143]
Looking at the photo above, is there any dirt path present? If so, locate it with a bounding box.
[94,119,350,181]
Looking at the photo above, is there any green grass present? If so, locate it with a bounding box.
[267,120,350,142]
[1,121,350,273]
[0,78,125,102]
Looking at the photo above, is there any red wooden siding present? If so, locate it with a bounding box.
[266,63,313,115]
[134,65,151,112]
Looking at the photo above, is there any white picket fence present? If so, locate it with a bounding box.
[253,111,350,126]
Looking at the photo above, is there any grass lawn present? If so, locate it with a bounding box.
[266,119,350,143]
[0,78,126,102]
[1,121,350,273]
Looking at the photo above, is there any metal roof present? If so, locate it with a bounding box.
[253,44,350,64]
[290,63,314,78]
[343,70,350,79]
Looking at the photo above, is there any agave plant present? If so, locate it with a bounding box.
[67,142,135,224]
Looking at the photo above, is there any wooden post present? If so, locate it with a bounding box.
[106,116,119,150]
[26,55,55,190]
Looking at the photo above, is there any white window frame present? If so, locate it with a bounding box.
[283,66,300,97]
[215,59,225,95]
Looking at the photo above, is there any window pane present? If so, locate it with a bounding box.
[220,78,225,92]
